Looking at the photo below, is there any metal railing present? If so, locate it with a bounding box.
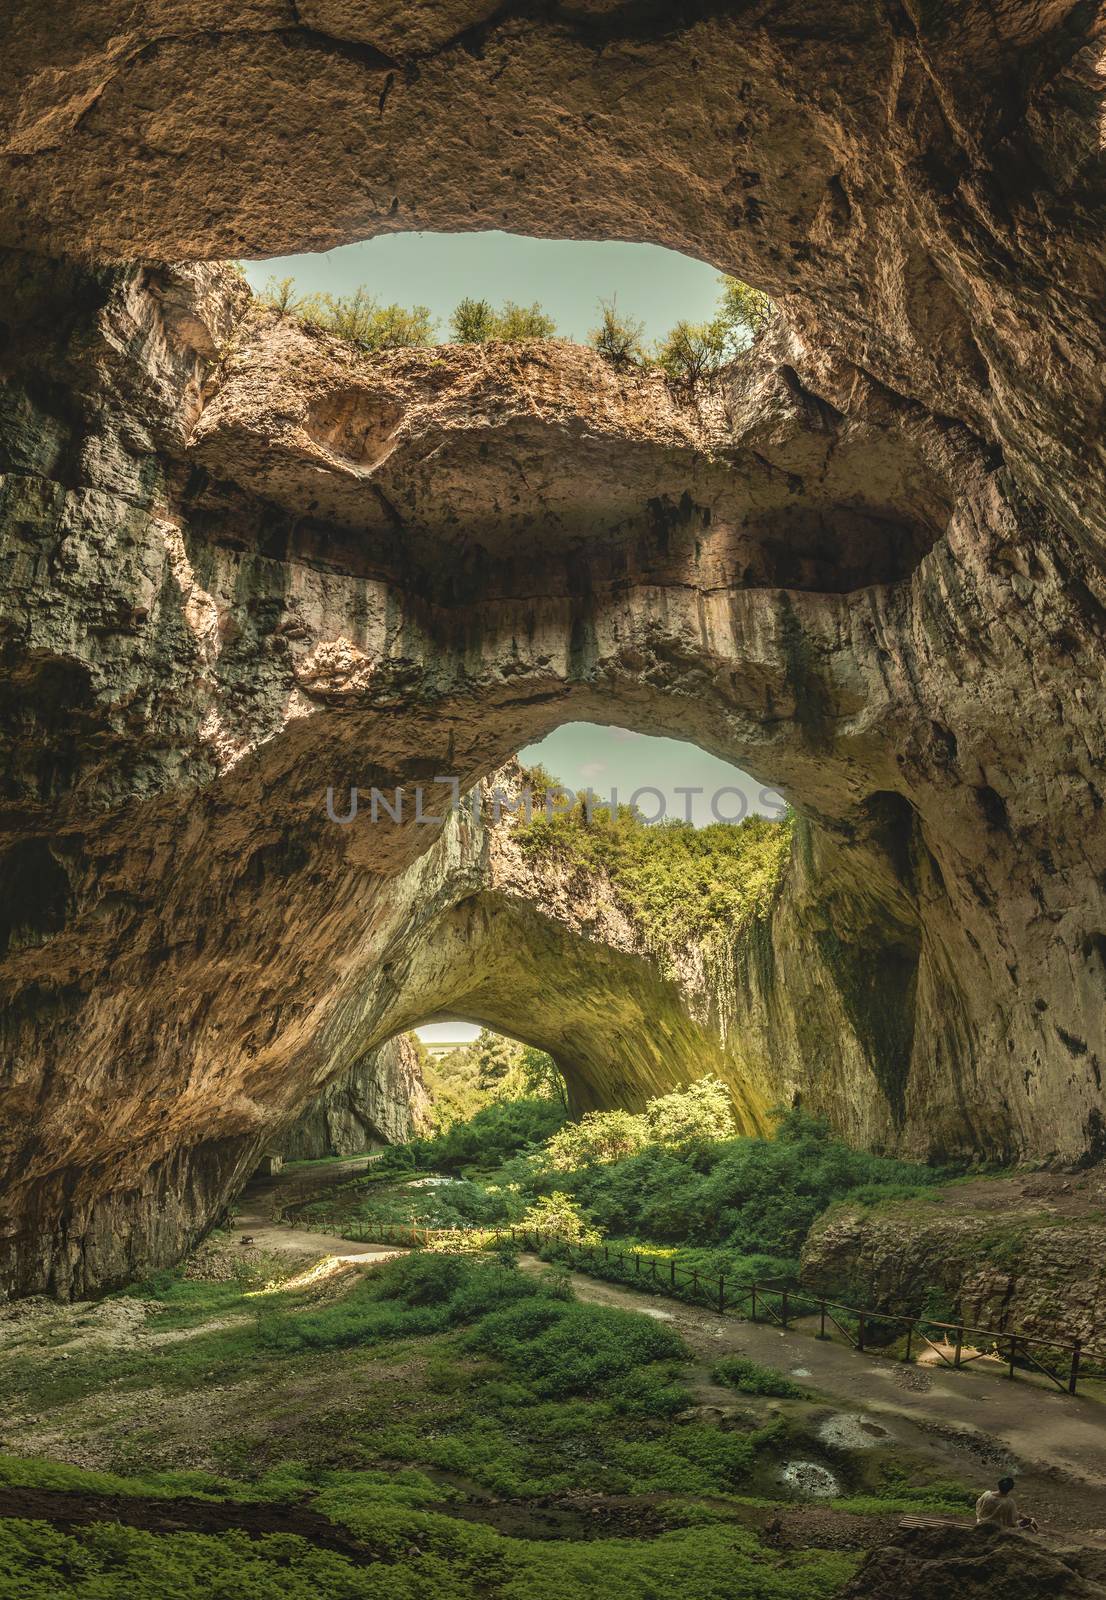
[278,1210,1106,1398]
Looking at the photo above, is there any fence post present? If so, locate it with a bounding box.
[818,1300,828,1341]
[857,1312,866,1352]
[670,1258,676,1289]
[953,1325,964,1370]
[1008,1334,1018,1380]
[751,1283,758,1323]
[1069,1339,1082,1396]
[718,1275,726,1315]
[904,1321,913,1363]
[636,1253,642,1277]
[780,1289,789,1329]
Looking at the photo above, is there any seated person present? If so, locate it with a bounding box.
[975,1476,1038,1531]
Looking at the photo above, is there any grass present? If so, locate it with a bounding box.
[0,1518,856,1600]
[712,1356,806,1398]
[1,1246,988,1597]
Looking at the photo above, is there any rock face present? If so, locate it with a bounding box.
[0,251,1103,1297]
[841,1524,1106,1600]
[800,1168,1106,1345]
[1,1,1106,1294]
[275,1034,431,1161]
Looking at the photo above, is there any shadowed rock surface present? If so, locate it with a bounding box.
[275,1033,431,1161]
[1,0,1106,1295]
[840,1523,1106,1599]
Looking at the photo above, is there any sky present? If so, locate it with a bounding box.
[243,234,770,1049]
[242,230,722,346]
[517,723,784,829]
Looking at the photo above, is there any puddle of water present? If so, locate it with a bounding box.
[635,1307,676,1321]
[778,1460,840,1498]
[790,1367,812,1378]
[818,1413,890,1450]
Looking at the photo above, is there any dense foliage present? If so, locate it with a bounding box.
[544,1075,735,1170]
[305,1086,946,1293]
[558,1109,944,1264]
[410,1031,567,1135]
[516,795,793,957]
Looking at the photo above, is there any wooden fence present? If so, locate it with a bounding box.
[278,1209,1106,1398]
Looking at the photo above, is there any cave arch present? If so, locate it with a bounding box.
[3,33,1106,1295]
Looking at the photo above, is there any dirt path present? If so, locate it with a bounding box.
[230,1160,402,1266]
[540,1265,1106,1540]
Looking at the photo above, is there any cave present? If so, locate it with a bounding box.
[0,2,1104,1320]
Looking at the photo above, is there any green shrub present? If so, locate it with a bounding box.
[644,1075,737,1150]
[589,297,646,366]
[519,1191,599,1245]
[560,1107,945,1257]
[544,1108,647,1170]
[466,1297,685,1397]
[450,295,497,341]
[712,1354,805,1397]
[380,1095,567,1176]
[492,300,558,340]
[299,287,436,350]
[449,297,558,343]
[259,274,304,317]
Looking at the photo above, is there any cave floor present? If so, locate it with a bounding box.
[542,1266,1106,1543]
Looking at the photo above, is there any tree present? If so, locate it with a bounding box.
[589,297,645,367]
[653,318,728,385]
[643,1075,737,1150]
[716,276,775,349]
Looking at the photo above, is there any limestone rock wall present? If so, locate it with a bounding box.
[799,1166,1106,1346]
[1,68,1105,1300]
[276,1034,431,1161]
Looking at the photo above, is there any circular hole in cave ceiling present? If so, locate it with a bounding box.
[238,233,943,592]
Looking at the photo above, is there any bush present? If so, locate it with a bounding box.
[450,295,497,342]
[712,1355,804,1398]
[259,274,304,317]
[560,1109,946,1258]
[299,287,436,350]
[589,297,645,366]
[544,1108,647,1171]
[643,1076,736,1150]
[466,1297,686,1397]
[384,1095,567,1176]
[449,297,558,342]
[519,1192,599,1246]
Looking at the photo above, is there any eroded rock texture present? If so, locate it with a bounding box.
[276,1034,431,1161]
[2,0,1106,1294]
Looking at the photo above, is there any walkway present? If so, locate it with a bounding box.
[233,1158,402,1265]
[549,1267,1106,1541]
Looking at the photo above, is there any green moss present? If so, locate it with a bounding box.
[0,1517,857,1600]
